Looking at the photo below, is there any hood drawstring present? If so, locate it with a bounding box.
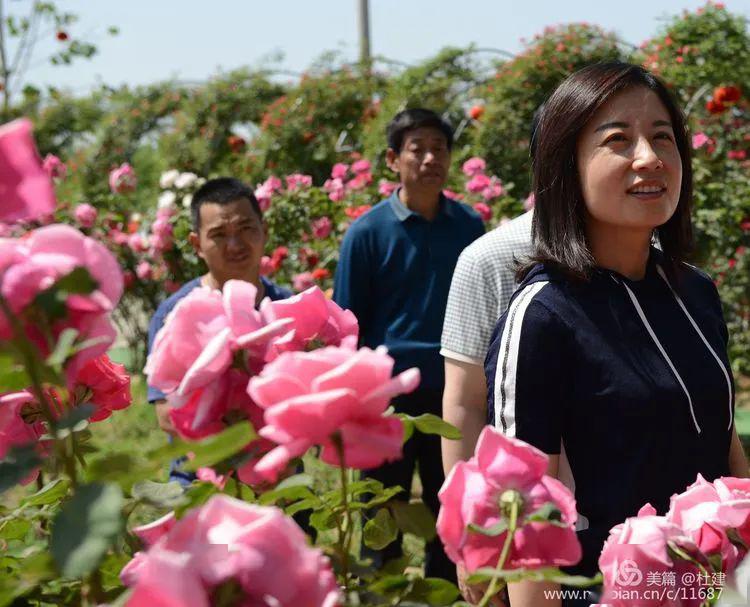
[610,274,702,434]
[655,266,734,431]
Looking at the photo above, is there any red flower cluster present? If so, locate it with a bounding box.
[706,86,742,114]
[227,135,246,153]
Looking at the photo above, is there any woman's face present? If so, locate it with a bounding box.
[576,86,682,238]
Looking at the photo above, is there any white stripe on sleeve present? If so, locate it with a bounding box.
[493,281,549,436]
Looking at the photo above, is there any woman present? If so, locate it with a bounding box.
[482,62,748,606]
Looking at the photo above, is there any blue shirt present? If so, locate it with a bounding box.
[333,190,484,390]
[146,276,291,402]
[485,249,733,576]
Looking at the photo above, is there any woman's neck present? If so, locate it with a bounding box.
[586,222,653,281]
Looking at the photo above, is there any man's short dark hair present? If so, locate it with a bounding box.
[386,108,454,153]
[521,61,693,282]
[191,177,261,231]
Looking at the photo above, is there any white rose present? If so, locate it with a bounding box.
[159,169,180,189]
[157,191,177,210]
[182,194,193,209]
[175,172,198,190]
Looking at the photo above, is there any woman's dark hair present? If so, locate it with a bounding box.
[386,108,454,152]
[520,61,694,281]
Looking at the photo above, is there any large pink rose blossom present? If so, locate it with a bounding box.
[73,203,97,229]
[145,281,290,437]
[247,345,417,480]
[437,427,581,572]
[42,153,67,180]
[260,286,358,358]
[0,225,123,381]
[109,162,137,194]
[667,474,750,570]
[121,496,341,607]
[462,157,486,177]
[600,505,705,607]
[0,119,56,225]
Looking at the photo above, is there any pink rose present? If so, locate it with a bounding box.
[0,391,47,484]
[145,281,290,438]
[600,506,705,606]
[442,188,464,200]
[324,177,346,202]
[346,172,372,191]
[293,271,314,292]
[481,176,504,200]
[0,119,57,225]
[462,157,486,177]
[247,345,418,480]
[0,225,123,382]
[128,233,148,253]
[692,132,710,149]
[667,474,750,569]
[260,286,358,357]
[524,192,536,211]
[466,173,491,194]
[378,179,398,197]
[311,216,332,239]
[196,467,228,489]
[72,353,131,422]
[728,149,747,160]
[132,512,176,548]
[135,261,152,281]
[254,182,273,211]
[74,203,97,229]
[109,162,137,194]
[437,427,581,572]
[264,175,283,192]
[42,153,67,180]
[122,496,340,607]
[286,173,313,191]
[351,159,371,174]
[331,163,348,179]
[473,202,492,222]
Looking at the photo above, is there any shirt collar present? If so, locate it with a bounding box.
[387,188,455,222]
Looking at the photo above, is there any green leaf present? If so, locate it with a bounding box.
[174,482,217,518]
[50,483,124,578]
[361,485,404,508]
[0,351,31,391]
[0,518,31,541]
[390,500,436,541]
[468,519,508,537]
[403,413,462,440]
[55,403,95,434]
[0,445,41,494]
[153,422,255,471]
[258,474,315,505]
[363,508,398,550]
[45,327,79,367]
[525,502,563,524]
[369,574,411,594]
[131,480,185,508]
[99,552,132,591]
[21,478,70,507]
[86,453,136,483]
[405,578,460,605]
[309,509,338,532]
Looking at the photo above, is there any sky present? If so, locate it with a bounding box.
[15,0,750,96]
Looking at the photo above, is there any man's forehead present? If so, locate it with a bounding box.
[403,127,448,145]
[200,199,259,227]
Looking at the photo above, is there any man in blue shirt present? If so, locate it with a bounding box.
[334,109,484,581]
[147,177,291,482]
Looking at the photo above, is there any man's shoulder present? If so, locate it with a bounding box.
[261,276,292,301]
[153,277,202,321]
[460,211,533,265]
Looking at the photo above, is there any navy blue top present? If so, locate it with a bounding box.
[146,276,291,402]
[485,249,734,576]
[333,189,484,390]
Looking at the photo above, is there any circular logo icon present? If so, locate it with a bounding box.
[615,560,643,587]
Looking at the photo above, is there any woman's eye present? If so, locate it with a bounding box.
[655,132,674,142]
[605,133,627,144]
